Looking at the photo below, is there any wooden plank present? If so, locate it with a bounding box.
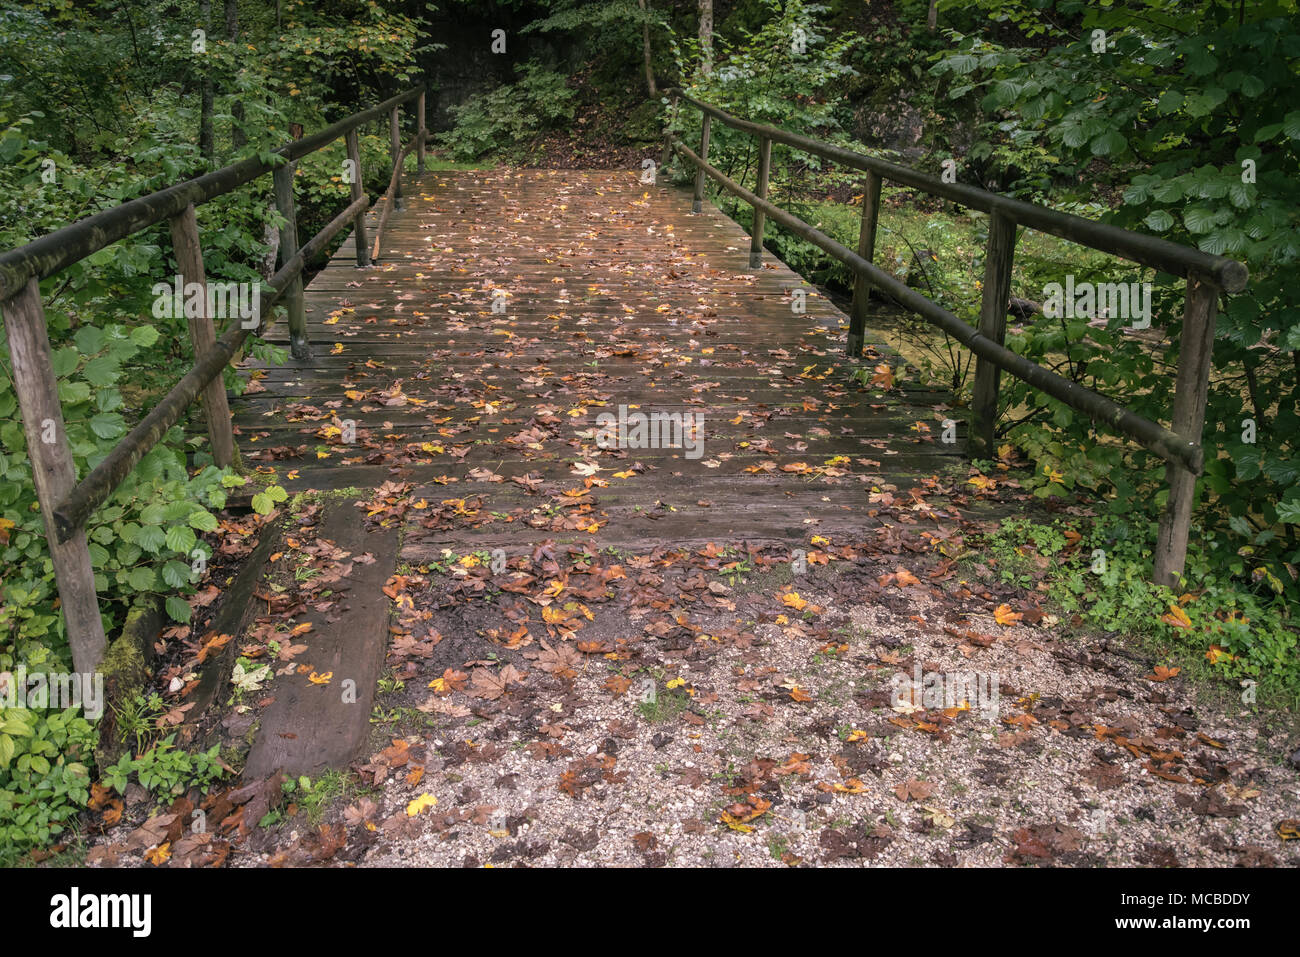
[692,114,712,214]
[243,499,399,777]
[968,210,1017,459]
[750,136,771,268]
[390,107,403,208]
[168,204,237,467]
[1154,274,1219,586]
[847,171,882,358]
[1,279,107,672]
[344,130,370,268]
[272,162,310,361]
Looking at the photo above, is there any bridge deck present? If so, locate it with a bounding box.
[235,168,969,558]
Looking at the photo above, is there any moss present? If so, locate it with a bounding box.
[94,596,161,766]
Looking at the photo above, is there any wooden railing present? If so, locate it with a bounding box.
[661,89,1248,589]
[0,86,427,674]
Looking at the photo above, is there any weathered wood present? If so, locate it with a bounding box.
[0,87,421,301]
[847,170,882,357]
[665,89,1248,293]
[1154,274,1219,586]
[658,94,679,177]
[52,194,363,537]
[692,114,712,214]
[369,136,417,262]
[390,107,403,208]
[416,91,426,176]
[1,280,106,672]
[272,161,310,361]
[345,129,370,268]
[750,136,771,268]
[968,210,1017,459]
[168,204,237,467]
[671,136,1198,471]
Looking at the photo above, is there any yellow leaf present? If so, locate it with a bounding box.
[993,604,1022,627]
[406,793,438,816]
[308,671,333,685]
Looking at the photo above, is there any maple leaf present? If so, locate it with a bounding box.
[893,778,934,801]
[605,675,632,696]
[781,592,809,611]
[1145,665,1181,682]
[144,842,172,866]
[406,793,438,816]
[993,604,1023,627]
[534,639,582,677]
[468,668,508,700]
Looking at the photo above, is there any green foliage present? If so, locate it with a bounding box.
[930,0,1300,592]
[439,61,577,162]
[0,706,95,851]
[984,516,1299,695]
[101,734,226,799]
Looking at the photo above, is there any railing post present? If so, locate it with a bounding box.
[658,94,679,178]
[692,114,712,213]
[168,204,237,467]
[272,160,310,361]
[1,279,107,673]
[345,129,371,268]
[416,91,426,176]
[750,136,772,269]
[967,210,1017,457]
[847,170,883,357]
[390,106,403,209]
[1154,273,1219,586]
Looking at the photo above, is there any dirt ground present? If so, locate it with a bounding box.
[82,517,1300,868]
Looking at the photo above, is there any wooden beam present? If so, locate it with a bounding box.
[1154,274,1219,586]
[53,193,367,538]
[665,90,1247,293]
[272,161,310,361]
[658,95,679,177]
[416,91,426,176]
[692,114,712,214]
[750,136,772,269]
[968,210,1018,458]
[345,129,370,268]
[671,136,1198,471]
[0,87,422,301]
[1,279,106,672]
[846,170,882,358]
[390,107,403,208]
[168,204,237,467]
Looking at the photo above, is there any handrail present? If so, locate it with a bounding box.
[0,88,423,303]
[672,136,1196,470]
[0,83,428,673]
[665,89,1248,293]
[662,89,1246,587]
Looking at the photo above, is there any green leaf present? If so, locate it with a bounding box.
[164,525,197,554]
[165,595,192,622]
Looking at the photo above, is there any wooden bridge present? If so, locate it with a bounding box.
[239,165,965,564]
[0,85,1248,676]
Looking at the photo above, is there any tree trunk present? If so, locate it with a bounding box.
[638,0,656,95]
[199,0,214,161]
[927,0,938,31]
[226,0,245,151]
[698,0,713,75]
